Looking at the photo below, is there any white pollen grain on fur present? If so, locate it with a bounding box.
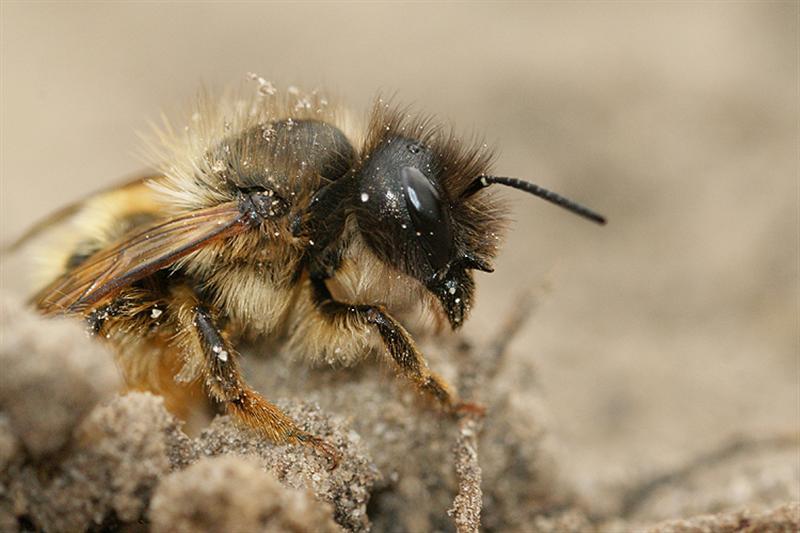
[212,344,229,362]
[150,308,163,318]
[361,192,370,203]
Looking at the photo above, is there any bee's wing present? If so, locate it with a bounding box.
[5,173,159,253]
[35,201,249,315]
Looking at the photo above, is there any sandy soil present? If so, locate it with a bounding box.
[1,2,797,531]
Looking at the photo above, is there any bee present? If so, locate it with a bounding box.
[14,81,605,467]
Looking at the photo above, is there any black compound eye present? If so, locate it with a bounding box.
[401,166,453,272]
[402,166,441,221]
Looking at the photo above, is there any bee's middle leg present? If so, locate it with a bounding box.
[171,287,339,467]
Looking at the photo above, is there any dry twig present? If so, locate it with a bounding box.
[449,415,484,533]
[448,289,541,533]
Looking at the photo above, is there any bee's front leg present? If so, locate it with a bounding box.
[172,287,340,468]
[309,277,468,414]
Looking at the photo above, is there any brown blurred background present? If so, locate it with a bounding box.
[1,2,797,503]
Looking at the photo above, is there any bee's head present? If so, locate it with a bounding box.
[353,102,605,329]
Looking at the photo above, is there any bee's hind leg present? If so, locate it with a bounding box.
[172,286,339,468]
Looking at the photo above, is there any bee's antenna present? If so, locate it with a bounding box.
[462,175,606,225]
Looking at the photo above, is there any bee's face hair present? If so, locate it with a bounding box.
[353,101,507,329]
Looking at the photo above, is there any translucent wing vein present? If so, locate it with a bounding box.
[35,202,249,314]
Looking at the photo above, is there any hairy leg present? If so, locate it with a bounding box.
[309,277,475,413]
[169,285,339,467]
[83,288,206,419]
